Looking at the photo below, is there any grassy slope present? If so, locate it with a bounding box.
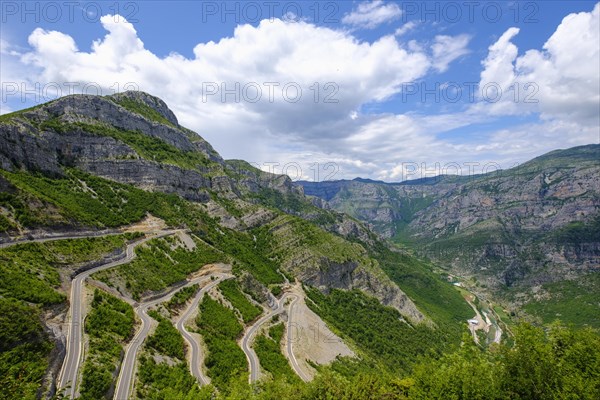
[80,289,135,400]
[367,241,473,338]
[196,294,247,391]
[0,298,52,400]
[523,273,600,329]
[0,168,198,230]
[218,279,262,323]
[306,288,455,375]
[93,235,223,300]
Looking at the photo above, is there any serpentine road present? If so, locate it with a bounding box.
[241,293,309,383]
[57,230,180,399]
[285,295,310,382]
[175,276,229,386]
[9,228,309,395]
[114,271,232,400]
[0,230,121,249]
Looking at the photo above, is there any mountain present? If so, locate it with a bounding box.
[299,145,600,327]
[0,92,477,399]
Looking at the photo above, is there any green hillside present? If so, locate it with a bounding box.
[1,93,597,399]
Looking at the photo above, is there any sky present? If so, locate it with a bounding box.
[1,0,599,182]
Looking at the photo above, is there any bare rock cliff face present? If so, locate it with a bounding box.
[0,93,220,201]
[0,91,431,325]
[298,145,600,292]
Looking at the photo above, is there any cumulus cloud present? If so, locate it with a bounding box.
[395,21,417,37]
[342,1,402,29]
[431,34,471,73]
[3,4,597,181]
[16,15,438,161]
[477,3,600,127]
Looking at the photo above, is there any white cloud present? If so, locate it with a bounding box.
[3,5,597,182]
[431,34,471,73]
[342,1,401,29]
[395,21,417,37]
[13,15,437,162]
[477,3,600,127]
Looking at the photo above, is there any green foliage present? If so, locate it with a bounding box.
[411,324,600,400]
[1,169,202,229]
[196,294,247,390]
[250,187,318,215]
[255,322,299,383]
[0,298,44,352]
[0,250,65,305]
[47,234,136,264]
[147,313,185,360]
[137,355,215,400]
[252,214,370,283]
[0,298,52,400]
[287,216,367,264]
[201,225,284,285]
[94,236,223,300]
[523,273,600,329]
[110,96,176,127]
[218,279,262,323]
[411,334,502,399]
[86,289,135,338]
[306,288,450,374]
[200,323,600,400]
[368,240,472,341]
[550,214,600,244]
[268,323,285,344]
[197,294,243,340]
[270,285,282,297]
[166,284,198,312]
[0,235,130,305]
[80,289,135,400]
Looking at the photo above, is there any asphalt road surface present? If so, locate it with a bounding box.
[175,276,228,386]
[114,272,232,400]
[0,230,121,249]
[242,293,309,383]
[57,230,179,399]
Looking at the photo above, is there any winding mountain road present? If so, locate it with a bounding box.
[285,295,310,382]
[114,271,232,400]
[0,230,121,249]
[10,227,309,396]
[175,276,228,386]
[57,230,179,399]
[241,293,309,383]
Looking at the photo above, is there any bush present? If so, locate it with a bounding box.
[80,289,134,400]
[196,294,246,390]
[218,280,262,323]
[146,313,185,360]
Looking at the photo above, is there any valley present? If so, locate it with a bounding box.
[0,92,597,399]
[300,146,600,329]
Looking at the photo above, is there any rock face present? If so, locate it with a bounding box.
[0,93,302,202]
[298,145,600,292]
[0,91,428,324]
[0,94,214,198]
[295,258,425,323]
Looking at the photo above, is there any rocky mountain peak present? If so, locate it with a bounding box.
[109,91,179,127]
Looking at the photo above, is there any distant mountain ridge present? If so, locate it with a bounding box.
[298,144,600,326]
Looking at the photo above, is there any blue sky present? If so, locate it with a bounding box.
[1,1,599,181]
